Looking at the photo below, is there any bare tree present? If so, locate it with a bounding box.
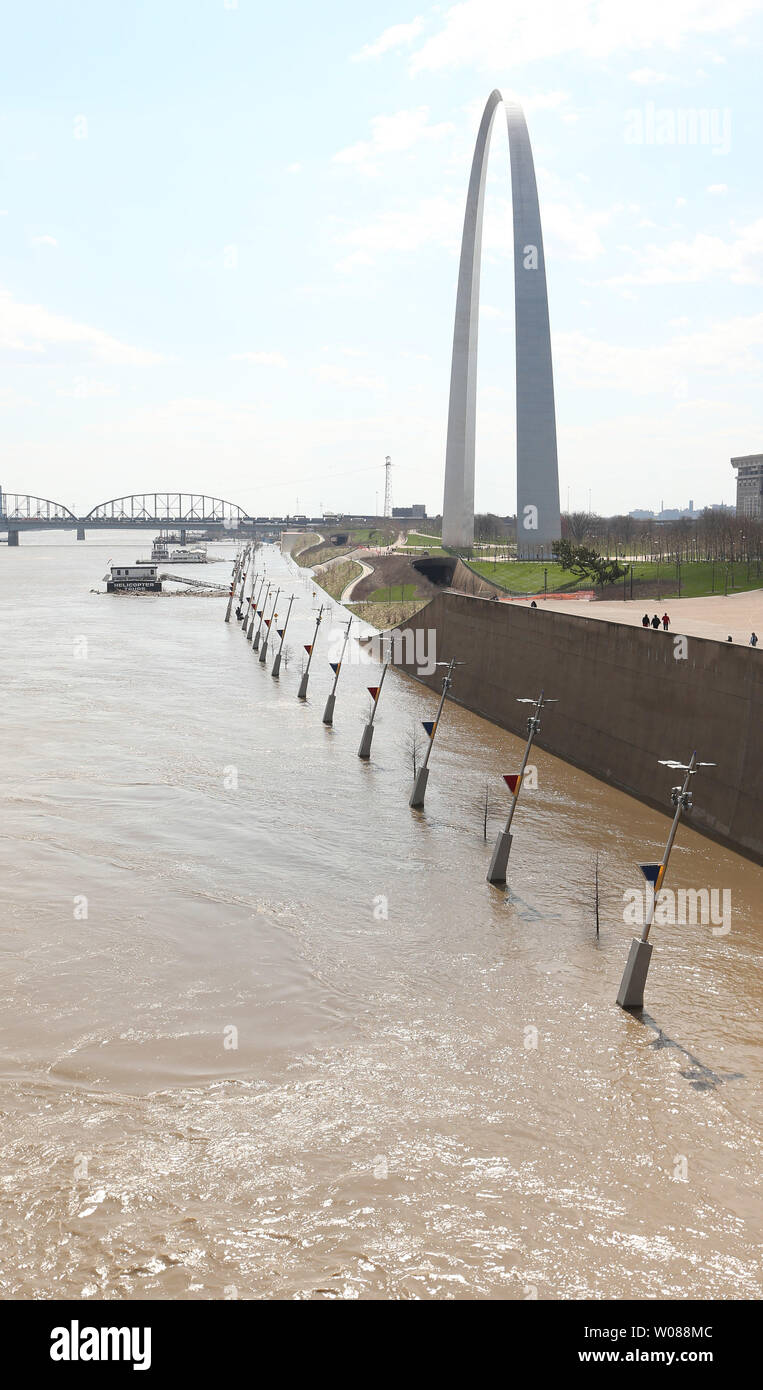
[403,720,425,777]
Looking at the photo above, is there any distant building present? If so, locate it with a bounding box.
[629,502,701,521]
[392,504,427,519]
[731,454,763,519]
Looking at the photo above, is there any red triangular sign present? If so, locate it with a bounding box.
[304,644,312,654]
[367,686,380,701]
[503,774,521,794]
[264,618,271,627]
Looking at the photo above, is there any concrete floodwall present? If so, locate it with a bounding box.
[450,557,506,597]
[393,592,763,863]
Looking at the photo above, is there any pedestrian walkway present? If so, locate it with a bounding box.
[534,588,763,646]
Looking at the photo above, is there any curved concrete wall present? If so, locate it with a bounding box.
[393,592,763,863]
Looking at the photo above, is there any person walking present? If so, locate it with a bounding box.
[662,612,670,630]
[651,614,660,629]
[642,613,650,628]
[751,632,759,647]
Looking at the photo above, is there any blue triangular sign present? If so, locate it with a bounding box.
[639,862,664,889]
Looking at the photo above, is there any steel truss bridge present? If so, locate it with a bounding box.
[0,490,378,545]
[0,491,258,544]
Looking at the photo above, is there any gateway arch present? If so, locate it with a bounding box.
[442,90,561,555]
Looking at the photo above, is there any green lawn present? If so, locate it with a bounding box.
[470,558,763,598]
[368,583,418,601]
[349,527,393,544]
[404,532,443,547]
[470,560,576,592]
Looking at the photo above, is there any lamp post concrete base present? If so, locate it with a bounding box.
[322,693,336,726]
[409,766,429,808]
[616,939,653,1010]
[486,829,513,885]
[358,723,374,759]
[297,673,309,701]
[271,653,282,678]
[258,642,269,664]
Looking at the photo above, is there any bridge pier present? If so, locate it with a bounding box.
[179,528,187,544]
[76,527,86,541]
[7,529,19,546]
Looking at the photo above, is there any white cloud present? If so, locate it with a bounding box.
[56,377,116,399]
[707,182,728,194]
[628,68,673,84]
[333,107,454,175]
[520,90,571,112]
[230,351,288,367]
[0,287,164,364]
[31,234,58,247]
[555,313,763,395]
[608,218,763,285]
[352,16,425,62]
[336,195,462,270]
[312,363,387,391]
[286,162,302,174]
[405,0,763,72]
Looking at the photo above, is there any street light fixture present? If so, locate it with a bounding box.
[486,691,557,885]
[617,752,716,1009]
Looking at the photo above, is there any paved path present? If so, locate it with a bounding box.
[340,559,374,603]
[516,588,763,646]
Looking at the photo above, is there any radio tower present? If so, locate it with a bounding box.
[383,455,392,519]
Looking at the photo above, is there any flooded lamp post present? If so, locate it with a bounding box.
[234,547,250,621]
[247,574,266,642]
[253,583,271,651]
[272,594,296,678]
[242,568,257,634]
[224,552,242,623]
[259,588,280,664]
[486,690,557,885]
[409,657,461,809]
[617,751,716,1010]
[358,654,389,760]
[322,617,352,726]
[298,606,323,701]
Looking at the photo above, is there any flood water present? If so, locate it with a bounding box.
[1,533,760,1301]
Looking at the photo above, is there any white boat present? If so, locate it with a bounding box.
[168,546,207,564]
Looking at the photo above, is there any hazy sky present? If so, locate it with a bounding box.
[2,1,762,518]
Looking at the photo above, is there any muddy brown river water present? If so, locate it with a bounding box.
[0,534,760,1300]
